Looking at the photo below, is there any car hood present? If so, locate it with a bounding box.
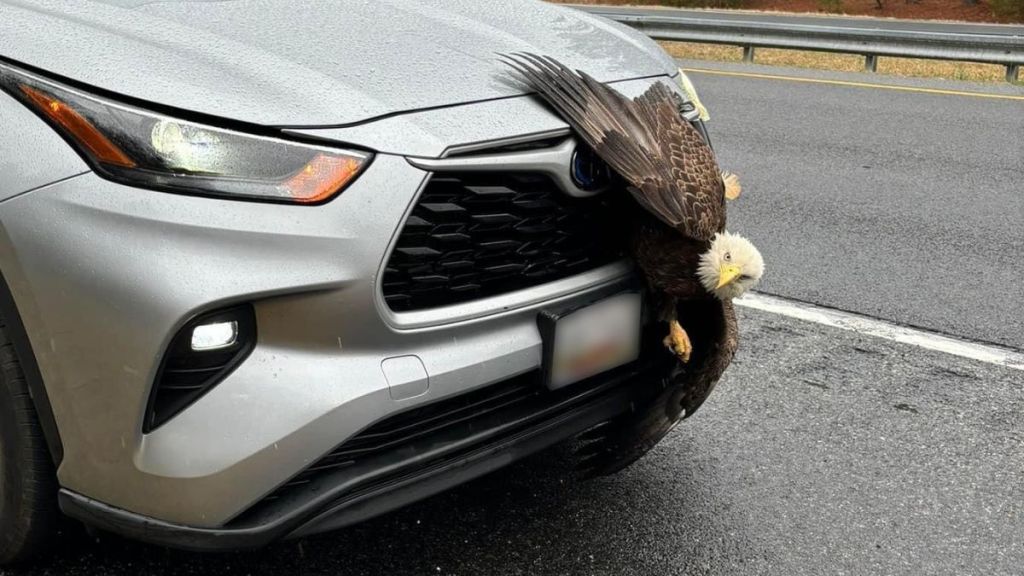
[0,0,676,127]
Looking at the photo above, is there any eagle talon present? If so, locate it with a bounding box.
[722,171,742,200]
[663,320,692,363]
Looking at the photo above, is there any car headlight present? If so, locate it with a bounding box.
[0,62,371,204]
[676,69,709,122]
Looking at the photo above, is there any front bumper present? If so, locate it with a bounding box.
[58,353,668,551]
[0,156,634,528]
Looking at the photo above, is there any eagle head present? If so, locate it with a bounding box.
[698,231,764,300]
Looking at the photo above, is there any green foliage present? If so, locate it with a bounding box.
[990,0,1024,21]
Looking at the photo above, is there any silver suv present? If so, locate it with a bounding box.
[0,0,704,562]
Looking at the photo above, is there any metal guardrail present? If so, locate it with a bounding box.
[575,7,1024,82]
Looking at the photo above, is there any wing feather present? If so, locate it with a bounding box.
[503,53,727,240]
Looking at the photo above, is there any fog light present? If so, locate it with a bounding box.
[191,320,238,351]
[145,304,256,432]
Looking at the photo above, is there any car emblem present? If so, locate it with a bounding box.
[570,145,612,193]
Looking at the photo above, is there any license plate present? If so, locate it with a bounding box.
[540,293,642,390]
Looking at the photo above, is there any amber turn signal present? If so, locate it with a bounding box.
[20,85,136,168]
[286,154,364,204]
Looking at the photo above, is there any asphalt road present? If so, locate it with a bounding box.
[4,66,1023,576]
[692,62,1024,350]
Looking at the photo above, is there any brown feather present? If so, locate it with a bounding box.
[575,299,739,476]
[630,219,707,299]
[503,53,742,476]
[504,53,727,242]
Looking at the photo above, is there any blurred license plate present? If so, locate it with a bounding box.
[542,293,642,390]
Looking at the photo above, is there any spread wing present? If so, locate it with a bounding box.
[502,53,726,241]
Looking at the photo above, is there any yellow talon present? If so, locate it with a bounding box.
[722,171,742,200]
[663,319,692,363]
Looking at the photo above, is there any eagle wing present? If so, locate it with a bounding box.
[502,53,726,241]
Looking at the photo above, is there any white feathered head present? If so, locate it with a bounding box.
[698,231,764,300]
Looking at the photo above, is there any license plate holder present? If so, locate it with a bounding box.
[538,292,643,390]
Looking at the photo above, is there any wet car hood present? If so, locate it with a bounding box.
[0,0,677,127]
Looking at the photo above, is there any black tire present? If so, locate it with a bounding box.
[0,319,59,565]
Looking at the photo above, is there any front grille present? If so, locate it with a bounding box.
[382,172,625,311]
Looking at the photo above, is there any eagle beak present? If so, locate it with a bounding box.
[716,264,742,289]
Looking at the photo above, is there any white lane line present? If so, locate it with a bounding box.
[735,292,1024,371]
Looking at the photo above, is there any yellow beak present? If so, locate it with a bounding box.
[716,264,742,289]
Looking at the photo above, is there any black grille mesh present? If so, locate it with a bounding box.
[382,173,624,311]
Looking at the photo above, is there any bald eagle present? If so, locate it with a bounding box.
[503,54,765,475]
[503,53,763,362]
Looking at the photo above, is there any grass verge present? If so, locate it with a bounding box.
[659,41,1018,84]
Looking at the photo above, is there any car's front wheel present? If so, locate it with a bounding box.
[0,319,59,565]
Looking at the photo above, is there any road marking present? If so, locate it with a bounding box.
[684,68,1024,101]
[735,292,1024,371]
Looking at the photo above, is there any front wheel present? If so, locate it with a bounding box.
[0,319,59,565]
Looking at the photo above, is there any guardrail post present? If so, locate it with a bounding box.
[742,46,755,63]
[1008,64,1020,83]
[865,54,878,72]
